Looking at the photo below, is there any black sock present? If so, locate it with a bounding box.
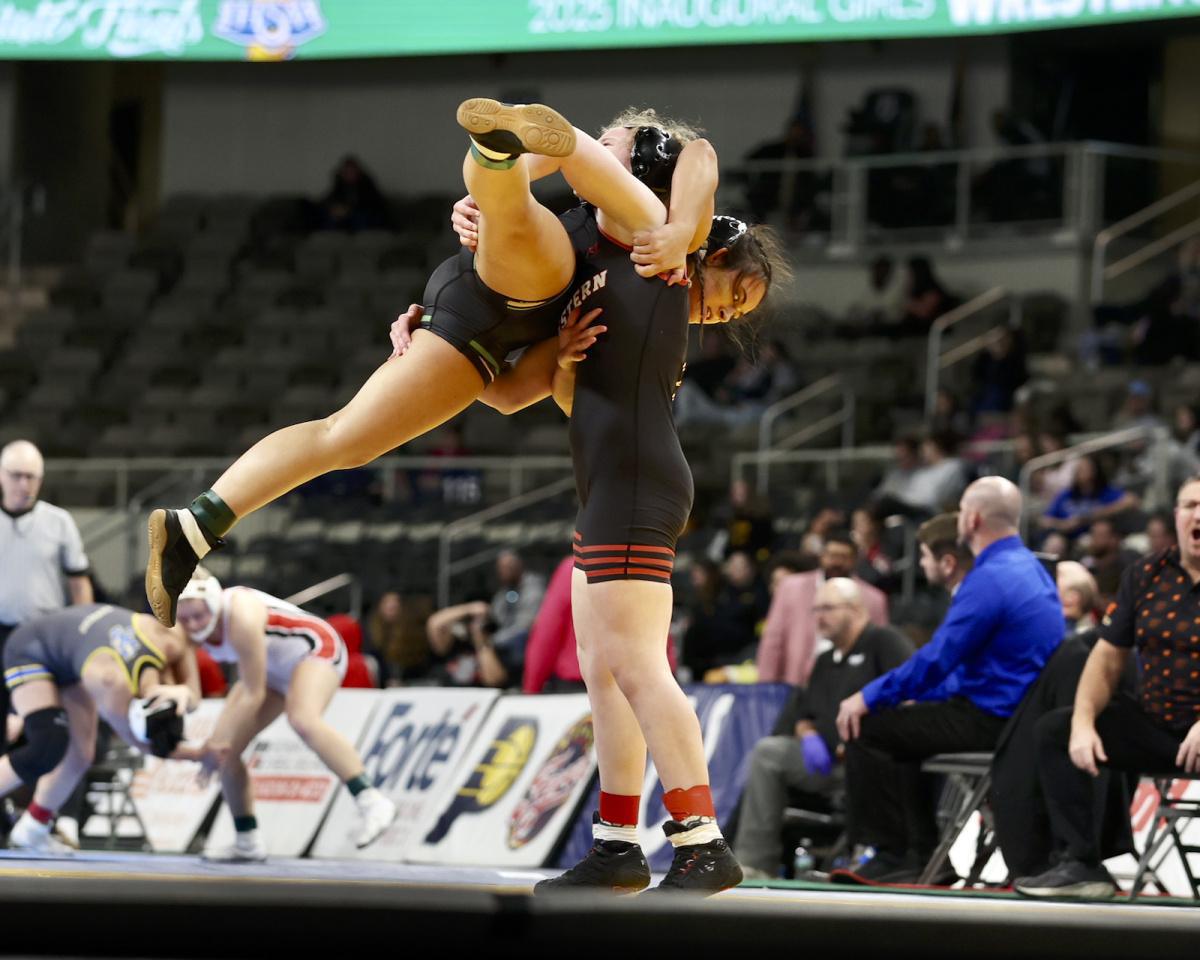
[346,774,370,798]
[189,489,237,541]
[234,815,257,833]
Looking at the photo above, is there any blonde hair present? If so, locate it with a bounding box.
[601,107,703,144]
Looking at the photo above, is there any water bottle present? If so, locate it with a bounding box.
[793,840,815,876]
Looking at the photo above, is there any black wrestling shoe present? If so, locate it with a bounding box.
[644,821,744,896]
[534,839,651,896]
[457,99,576,159]
[145,508,220,627]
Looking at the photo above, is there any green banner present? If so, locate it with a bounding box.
[0,0,1194,61]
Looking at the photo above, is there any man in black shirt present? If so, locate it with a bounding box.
[734,578,911,878]
[1017,475,1200,899]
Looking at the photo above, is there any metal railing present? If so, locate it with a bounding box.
[1091,178,1200,304]
[924,287,1017,418]
[755,373,855,494]
[1017,425,1170,541]
[727,141,1200,256]
[286,572,363,621]
[437,475,576,608]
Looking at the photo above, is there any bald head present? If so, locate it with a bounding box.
[958,476,1021,554]
[0,439,44,512]
[814,577,868,650]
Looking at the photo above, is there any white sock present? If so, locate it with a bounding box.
[593,820,639,845]
[667,817,724,847]
[176,509,212,560]
[470,138,512,162]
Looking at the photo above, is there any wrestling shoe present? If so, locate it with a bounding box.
[644,820,744,896]
[8,813,74,855]
[457,98,576,159]
[534,839,652,895]
[146,508,221,627]
[202,832,268,864]
[354,788,397,849]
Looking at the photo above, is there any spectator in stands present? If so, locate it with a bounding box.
[846,255,903,331]
[489,550,544,671]
[834,477,1062,884]
[799,505,846,557]
[1016,475,1200,899]
[1056,561,1099,636]
[931,387,971,439]
[898,257,955,334]
[523,556,584,694]
[757,531,889,687]
[685,551,769,682]
[1172,402,1200,455]
[712,478,775,564]
[1161,402,1200,493]
[906,431,969,516]
[1081,518,1139,603]
[425,598,512,688]
[851,508,894,593]
[1113,380,1164,434]
[1041,531,1071,562]
[1146,510,1177,554]
[368,591,429,683]
[872,435,922,512]
[1004,432,1039,488]
[676,340,798,429]
[319,155,389,232]
[971,326,1028,416]
[1035,429,1077,501]
[1127,239,1200,365]
[734,578,912,879]
[1040,455,1138,542]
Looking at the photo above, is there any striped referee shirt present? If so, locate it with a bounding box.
[0,500,90,625]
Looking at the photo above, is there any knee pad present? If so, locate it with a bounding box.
[9,707,69,783]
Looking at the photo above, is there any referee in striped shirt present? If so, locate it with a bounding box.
[0,440,93,753]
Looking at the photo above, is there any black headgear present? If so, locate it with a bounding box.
[630,126,682,198]
[704,215,748,256]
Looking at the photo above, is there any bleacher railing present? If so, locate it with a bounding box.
[755,372,855,495]
[1091,178,1200,304]
[726,141,1200,256]
[924,287,1016,419]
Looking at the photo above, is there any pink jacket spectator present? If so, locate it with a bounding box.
[756,571,889,687]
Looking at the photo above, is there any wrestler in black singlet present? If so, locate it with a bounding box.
[420,211,596,384]
[562,207,693,585]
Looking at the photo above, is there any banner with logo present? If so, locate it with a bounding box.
[0,0,1194,62]
[124,699,224,851]
[311,687,499,861]
[557,683,790,873]
[204,688,378,858]
[409,693,596,868]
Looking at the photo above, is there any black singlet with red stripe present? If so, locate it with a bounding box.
[563,208,692,585]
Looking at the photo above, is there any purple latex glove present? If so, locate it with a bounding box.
[800,732,833,777]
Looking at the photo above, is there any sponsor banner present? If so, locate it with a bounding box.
[558,683,790,873]
[311,687,499,861]
[205,688,377,858]
[409,693,596,867]
[0,0,1194,62]
[126,699,225,851]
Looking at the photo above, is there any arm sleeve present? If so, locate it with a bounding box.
[755,583,791,682]
[59,513,90,575]
[1097,562,1139,649]
[861,572,1002,710]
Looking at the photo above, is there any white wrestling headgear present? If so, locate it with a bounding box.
[178,566,223,643]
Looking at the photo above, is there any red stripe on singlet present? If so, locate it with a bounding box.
[267,610,339,660]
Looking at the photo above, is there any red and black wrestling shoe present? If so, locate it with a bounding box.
[534,840,651,896]
[643,820,744,896]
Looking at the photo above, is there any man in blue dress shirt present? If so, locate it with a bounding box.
[833,476,1063,884]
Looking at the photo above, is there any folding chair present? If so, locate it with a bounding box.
[918,752,996,885]
[1130,776,1200,901]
